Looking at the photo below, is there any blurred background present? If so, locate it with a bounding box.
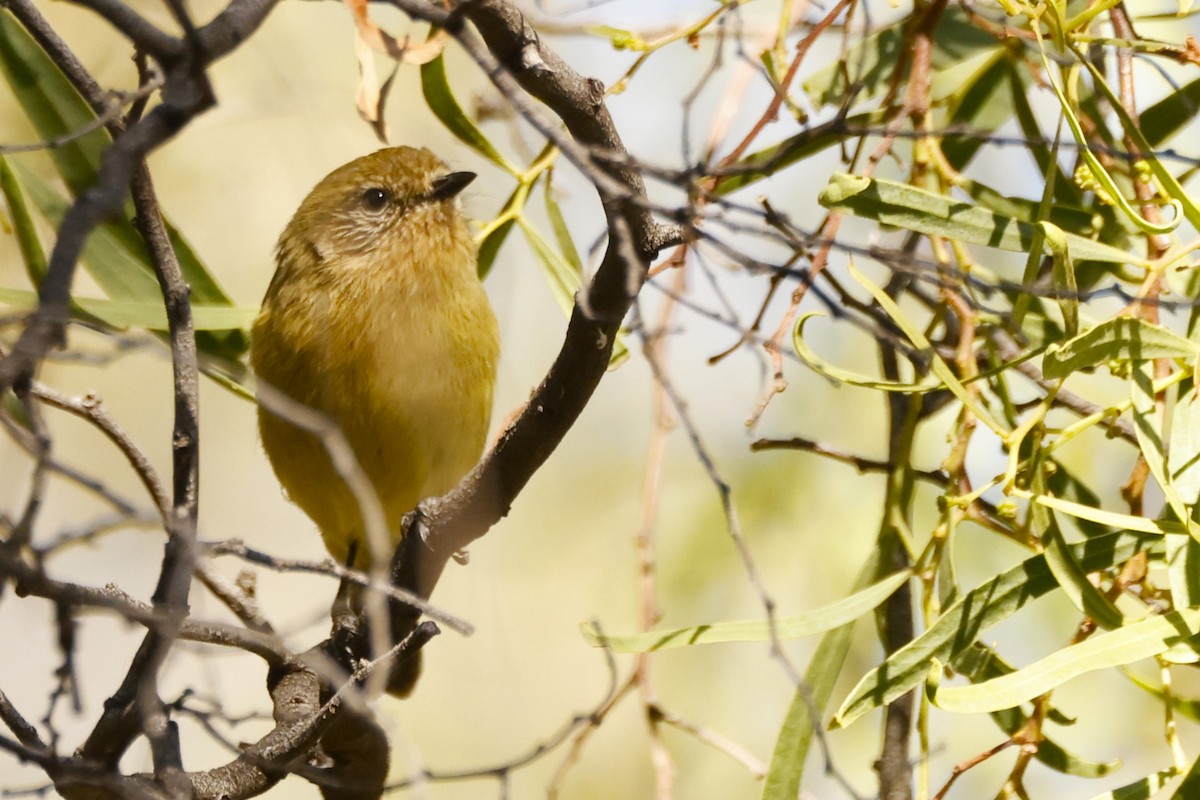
[2,0,1197,797]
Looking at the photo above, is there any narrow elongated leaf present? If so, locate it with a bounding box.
[930,608,1200,713]
[0,287,257,330]
[1088,769,1178,800]
[833,531,1160,728]
[1034,494,1183,536]
[0,10,108,198]
[583,570,911,652]
[0,154,47,284]
[955,644,1118,777]
[0,14,246,356]
[819,173,1137,265]
[421,53,517,175]
[958,177,1095,236]
[941,55,1025,171]
[793,313,939,392]
[520,220,582,315]
[1042,318,1200,380]
[803,6,997,108]
[1170,391,1200,504]
[544,181,628,368]
[1140,76,1200,148]
[712,112,882,196]
[762,557,882,800]
[477,217,515,279]
[1132,360,1198,542]
[16,162,165,301]
[1175,755,1200,799]
[1032,472,1125,630]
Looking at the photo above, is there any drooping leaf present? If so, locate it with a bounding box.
[762,558,882,799]
[0,12,247,357]
[581,570,910,652]
[954,643,1118,777]
[0,287,257,331]
[421,53,518,175]
[930,607,1200,713]
[834,531,1161,728]
[0,154,47,285]
[1031,469,1125,630]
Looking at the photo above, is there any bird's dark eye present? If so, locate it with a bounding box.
[362,187,390,211]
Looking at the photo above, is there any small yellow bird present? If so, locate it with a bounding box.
[252,147,499,573]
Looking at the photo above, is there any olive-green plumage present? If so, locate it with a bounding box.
[252,147,499,568]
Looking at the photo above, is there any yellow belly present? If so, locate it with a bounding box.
[252,261,498,567]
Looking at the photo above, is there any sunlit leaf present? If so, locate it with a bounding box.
[0,287,257,330]
[819,173,1137,265]
[761,558,882,799]
[930,608,1200,713]
[582,570,910,652]
[1042,318,1200,380]
[834,531,1161,728]
[1086,768,1178,800]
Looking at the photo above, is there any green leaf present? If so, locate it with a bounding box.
[0,10,109,199]
[1175,755,1200,799]
[957,178,1096,236]
[0,154,47,285]
[803,6,997,108]
[792,312,940,392]
[0,287,257,331]
[1170,390,1200,505]
[931,607,1200,714]
[1042,318,1200,380]
[421,53,518,175]
[1131,359,1200,544]
[712,111,882,197]
[954,644,1118,777]
[1140,76,1200,148]
[1032,469,1125,630]
[833,531,1160,728]
[1041,222,1079,338]
[0,13,246,357]
[477,217,515,279]
[941,55,1024,171]
[15,161,166,301]
[762,559,882,799]
[520,220,581,316]
[1034,494,1183,536]
[1126,669,1200,724]
[850,263,1007,437]
[1079,52,1200,234]
[819,173,1137,265]
[583,570,910,653]
[543,180,629,368]
[1088,768,1178,800]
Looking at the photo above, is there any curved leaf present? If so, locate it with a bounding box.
[583,570,911,653]
[930,608,1200,713]
[834,531,1161,728]
[421,53,517,175]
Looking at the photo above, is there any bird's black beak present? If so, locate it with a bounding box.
[429,171,476,200]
